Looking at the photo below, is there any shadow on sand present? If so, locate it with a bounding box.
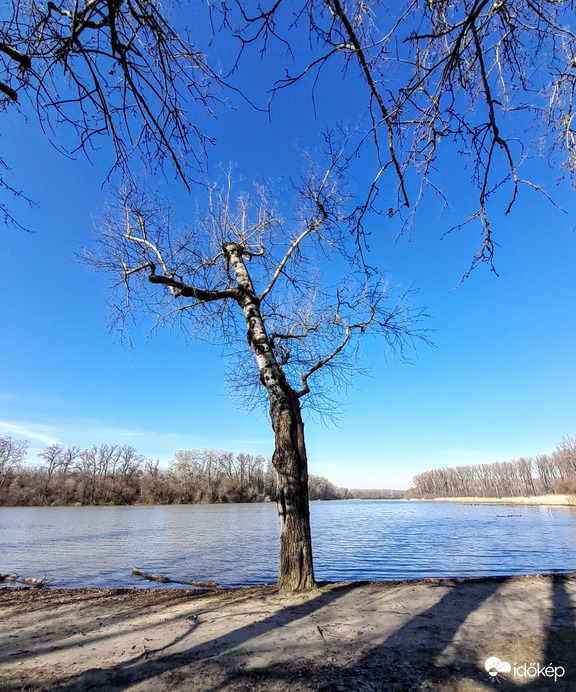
[2,574,575,691]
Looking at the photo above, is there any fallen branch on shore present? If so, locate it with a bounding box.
[131,567,223,589]
[0,573,53,588]
[0,573,18,583]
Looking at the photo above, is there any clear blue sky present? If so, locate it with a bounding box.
[1,10,575,490]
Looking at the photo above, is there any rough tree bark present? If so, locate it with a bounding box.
[224,242,315,592]
[270,390,315,592]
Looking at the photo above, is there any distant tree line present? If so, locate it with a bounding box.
[408,436,576,499]
[0,436,358,506]
[349,488,404,500]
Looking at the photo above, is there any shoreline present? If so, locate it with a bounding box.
[410,494,576,506]
[2,573,576,690]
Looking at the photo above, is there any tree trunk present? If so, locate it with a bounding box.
[224,242,316,593]
[271,390,315,593]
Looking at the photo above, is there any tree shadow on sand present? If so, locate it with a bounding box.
[378,573,576,692]
[4,574,575,691]
[209,575,576,691]
[24,577,503,691]
[222,576,505,691]
[11,582,364,691]
[218,574,576,691]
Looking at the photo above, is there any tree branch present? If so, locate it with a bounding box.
[295,320,351,398]
[146,263,240,302]
[326,0,409,208]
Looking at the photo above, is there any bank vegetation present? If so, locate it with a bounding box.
[0,436,398,507]
[0,437,359,507]
[408,436,576,500]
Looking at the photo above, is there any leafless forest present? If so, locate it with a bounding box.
[0,436,402,507]
[409,436,576,499]
[3,434,575,506]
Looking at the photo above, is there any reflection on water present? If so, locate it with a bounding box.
[1,501,576,588]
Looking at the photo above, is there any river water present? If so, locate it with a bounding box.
[2,500,576,588]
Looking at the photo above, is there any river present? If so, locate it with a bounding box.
[2,500,576,588]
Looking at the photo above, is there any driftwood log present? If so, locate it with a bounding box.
[0,573,52,588]
[131,567,222,589]
[0,573,18,583]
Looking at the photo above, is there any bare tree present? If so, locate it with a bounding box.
[552,435,576,482]
[516,457,536,496]
[0,0,220,223]
[228,0,576,273]
[0,435,28,492]
[534,453,558,494]
[89,160,428,592]
[38,442,65,500]
[37,443,81,501]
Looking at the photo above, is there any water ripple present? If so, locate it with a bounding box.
[1,501,576,588]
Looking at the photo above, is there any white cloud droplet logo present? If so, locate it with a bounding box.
[485,657,512,678]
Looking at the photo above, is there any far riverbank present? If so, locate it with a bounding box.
[411,494,576,505]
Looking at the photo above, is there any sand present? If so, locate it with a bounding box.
[1,574,576,691]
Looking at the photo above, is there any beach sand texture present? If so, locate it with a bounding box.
[1,574,575,691]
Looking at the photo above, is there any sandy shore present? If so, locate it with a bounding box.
[412,495,576,506]
[1,574,576,691]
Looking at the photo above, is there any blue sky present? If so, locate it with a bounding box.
[1,9,575,490]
